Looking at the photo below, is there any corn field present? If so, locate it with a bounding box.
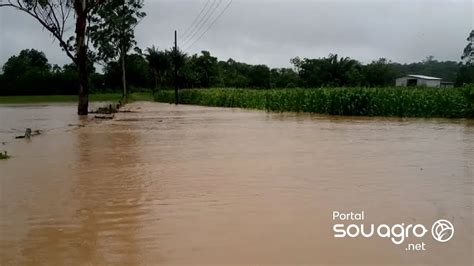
[155,87,474,118]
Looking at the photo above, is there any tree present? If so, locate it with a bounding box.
[2,49,50,77]
[362,58,398,87]
[218,59,250,88]
[462,30,474,64]
[1,49,51,95]
[0,0,103,115]
[270,68,300,88]
[193,51,219,88]
[456,64,474,86]
[322,54,361,86]
[103,53,150,91]
[89,0,145,99]
[249,65,271,88]
[125,53,151,90]
[423,55,435,64]
[457,30,474,86]
[291,54,361,87]
[180,50,219,88]
[0,49,83,95]
[146,46,171,95]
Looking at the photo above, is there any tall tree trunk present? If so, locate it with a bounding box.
[120,0,127,101]
[75,0,89,115]
[121,46,127,99]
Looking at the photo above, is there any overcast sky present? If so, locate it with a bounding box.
[0,0,472,68]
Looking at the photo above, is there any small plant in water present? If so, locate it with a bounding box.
[91,104,120,114]
[0,151,10,160]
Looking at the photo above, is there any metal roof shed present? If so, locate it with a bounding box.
[395,75,442,88]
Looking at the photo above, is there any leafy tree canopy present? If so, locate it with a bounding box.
[89,0,146,62]
[2,49,50,77]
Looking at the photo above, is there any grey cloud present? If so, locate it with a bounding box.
[1,0,472,68]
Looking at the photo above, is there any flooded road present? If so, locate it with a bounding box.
[1,102,473,265]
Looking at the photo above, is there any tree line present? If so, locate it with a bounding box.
[1,48,473,96]
[0,0,472,115]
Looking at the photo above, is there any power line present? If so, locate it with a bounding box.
[184,0,233,52]
[182,0,222,45]
[182,0,219,43]
[182,0,212,38]
[182,0,223,47]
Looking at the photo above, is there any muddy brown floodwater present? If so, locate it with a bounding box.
[0,102,473,265]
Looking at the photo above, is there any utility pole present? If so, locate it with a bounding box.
[120,0,127,101]
[174,30,179,105]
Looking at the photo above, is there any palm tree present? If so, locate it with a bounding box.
[145,46,170,95]
[324,54,360,86]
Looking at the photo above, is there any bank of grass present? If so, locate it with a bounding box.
[0,92,154,104]
[155,87,474,118]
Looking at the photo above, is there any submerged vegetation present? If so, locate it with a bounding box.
[0,151,10,160]
[156,86,474,118]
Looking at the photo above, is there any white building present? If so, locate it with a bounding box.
[395,75,450,88]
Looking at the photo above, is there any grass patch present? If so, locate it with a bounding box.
[0,92,154,104]
[127,92,155,102]
[155,87,474,118]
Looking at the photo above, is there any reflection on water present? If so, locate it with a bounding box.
[1,102,473,265]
